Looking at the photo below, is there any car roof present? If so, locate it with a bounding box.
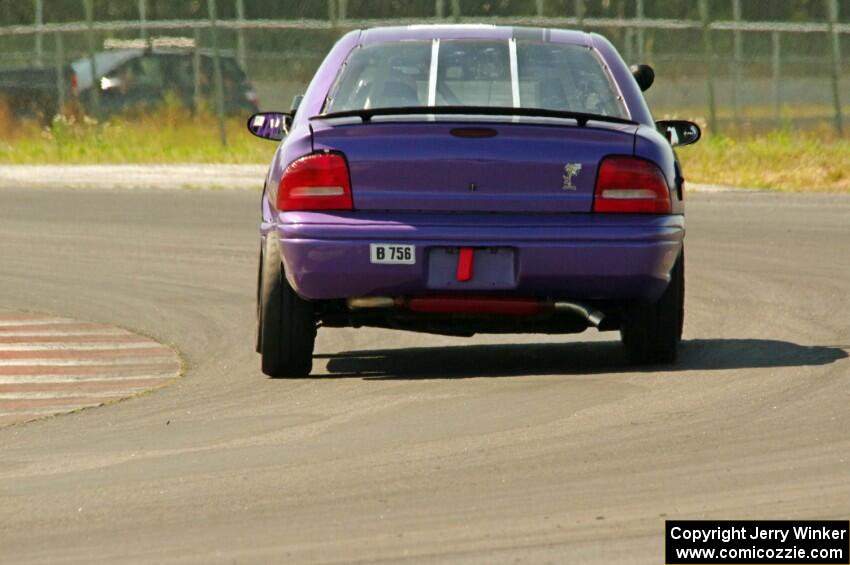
[358,24,591,47]
[70,48,238,91]
[70,50,141,92]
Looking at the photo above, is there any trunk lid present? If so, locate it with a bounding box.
[311,120,637,213]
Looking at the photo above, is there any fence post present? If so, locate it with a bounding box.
[193,27,201,117]
[54,31,65,112]
[732,0,742,124]
[327,0,337,25]
[826,0,843,136]
[83,0,100,119]
[636,0,644,62]
[575,0,585,26]
[235,0,246,69]
[138,0,147,42]
[435,0,444,18]
[699,0,717,134]
[207,0,227,146]
[772,31,781,126]
[35,0,43,67]
[450,0,460,22]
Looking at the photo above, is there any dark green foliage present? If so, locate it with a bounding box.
[0,1,845,26]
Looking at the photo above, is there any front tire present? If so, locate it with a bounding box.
[620,251,684,365]
[258,235,316,377]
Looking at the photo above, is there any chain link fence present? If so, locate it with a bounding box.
[0,0,847,136]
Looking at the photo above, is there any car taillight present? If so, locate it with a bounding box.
[593,157,671,214]
[277,153,353,211]
[70,72,78,96]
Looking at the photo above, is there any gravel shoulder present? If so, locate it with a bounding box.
[0,164,268,191]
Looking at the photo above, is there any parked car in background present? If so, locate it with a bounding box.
[0,65,73,121]
[250,25,702,377]
[73,48,259,117]
[0,46,258,120]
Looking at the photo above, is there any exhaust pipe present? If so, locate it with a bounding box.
[553,302,605,327]
[347,297,397,309]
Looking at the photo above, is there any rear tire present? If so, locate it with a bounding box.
[620,251,684,365]
[258,235,316,377]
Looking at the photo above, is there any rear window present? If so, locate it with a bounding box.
[324,39,626,118]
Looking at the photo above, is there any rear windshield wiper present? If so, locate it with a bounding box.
[310,106,637,127]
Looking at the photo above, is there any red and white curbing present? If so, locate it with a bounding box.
[0,312,181,427]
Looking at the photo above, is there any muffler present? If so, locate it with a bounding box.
[347,296,605,327]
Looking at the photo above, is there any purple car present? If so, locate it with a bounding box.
[248,25,701,377]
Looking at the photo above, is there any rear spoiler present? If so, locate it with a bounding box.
[310,106,637,128]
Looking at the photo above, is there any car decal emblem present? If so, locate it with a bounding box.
[562,163,582,191]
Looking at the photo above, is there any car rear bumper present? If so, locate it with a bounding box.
[271,211,684,302]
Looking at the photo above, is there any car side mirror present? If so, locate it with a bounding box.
[247,112,292,142]
[656,120,701,147]
[630,64,655,92]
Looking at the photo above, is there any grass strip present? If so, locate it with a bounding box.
[1,106,848,192]
[677,129,849,192]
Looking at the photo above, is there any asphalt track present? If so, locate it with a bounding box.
[0,187,848,564]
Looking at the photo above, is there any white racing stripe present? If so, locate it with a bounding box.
[427,38,439,106]
[509,37,520,108]
[0,356,175,367]
[0,342,158,351]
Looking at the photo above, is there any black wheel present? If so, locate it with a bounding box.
[258,235,316,377]
[620,251,684,365]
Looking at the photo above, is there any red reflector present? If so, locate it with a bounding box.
[456,247,474,282]
[593,157,671,214]
[278,153,353,211]
[407,296,545,316]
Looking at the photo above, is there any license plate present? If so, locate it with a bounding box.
[370,244,415,265]
[427,247,516,289]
